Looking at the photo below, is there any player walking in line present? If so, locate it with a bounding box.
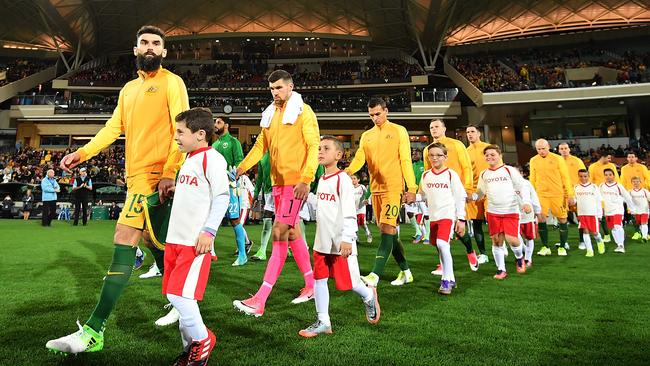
[163,108,229,366]
[352,174,373,243]
[574,169,606,256]
[212,117,252,266]
[425,119,479,272]
[47,25,189,354]
[233,70,319,317]
[465,125,491,264]
[620,152,650,240]
[600,168,636,253]
[408,149,427,243]
[516,167,542,267]
[529,139,575,257]
[629,176,650,242]
[589,150,620,243]
[418,143,467,295]
[346,97,417,287]
[473,145,532,279]
[298,136,380,338]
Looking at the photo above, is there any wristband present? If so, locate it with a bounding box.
[201,230,215,238]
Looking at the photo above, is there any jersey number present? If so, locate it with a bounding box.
[384,204,399,218]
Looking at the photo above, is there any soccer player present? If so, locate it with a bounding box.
[574,169,606,256]
[620,152,650,240]
[425,119,479,272]
[516,167,542,267]
[164,108,229,365]
[465,124,490,263]
[233,70,319,317]
[558,143,586,226]
[473,145,531,279]
[238,173,255,225]
[352,174,373,243]
[251,151,273,261]
[346,97,417,287]
[47,25,189,354]
[629,176,650,242]
[589,151,619,242]
[298,136,380,337]
[529,139,575,256]
[408,149,426,243]
[418,143,467,295]
[213,117,251,266]
[600,168,636,253]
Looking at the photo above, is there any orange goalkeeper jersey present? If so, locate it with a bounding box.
[77,67,189,180]
[346,120,417,194]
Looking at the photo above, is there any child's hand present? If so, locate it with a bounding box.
[340,242,352,258]
[195,232,214,255]
[522,204,532,214]
[455,220,466,236]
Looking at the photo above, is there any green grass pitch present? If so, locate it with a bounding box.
[0,219,649,365]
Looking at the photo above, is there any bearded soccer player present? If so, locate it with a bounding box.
[233,70,319,317]
[588,150,619,242]
[529,139,575,256]
[346,97,417,287]
[558,142,587,245]
[465,124,491,264]
[47,25,189,354]
[424,119,479,272]
[212,116,252,266]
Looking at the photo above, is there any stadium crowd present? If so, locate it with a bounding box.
[450,48,650,92]
[66,58,424,88]
[0,58,56,86]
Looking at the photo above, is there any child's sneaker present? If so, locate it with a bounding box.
[187,328,216,366]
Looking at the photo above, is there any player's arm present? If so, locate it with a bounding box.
[528,158,538,192]
[397,127,417,193]
[422,145,430,171]
[529,182,542,215]
[162,76,190,180]
[238,129,267,174]
[253,162,264,198]
[558,157,575,198]
[644,167,650,190]
[346,134,366,175]
[613,164,621,183]
[457,142,473,191]
[620,167,629,190]
[340,176,359,257]
[589,164,596,184]
[299,107,320,185]
[474,172,486,201]
[511,168,531,206]
[198,158,231,254]
[76,90,125,163]
[620,185,636,212]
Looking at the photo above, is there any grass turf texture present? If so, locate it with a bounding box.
[0,219,649,366]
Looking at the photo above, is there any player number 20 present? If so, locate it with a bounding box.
[384,204,398,218]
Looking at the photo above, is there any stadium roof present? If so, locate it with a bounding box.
[1,0,649,56]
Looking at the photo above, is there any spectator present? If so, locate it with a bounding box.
[72,167,92,226]
[22,189,34,220]
[108,202,121,220]
[41,169,60,227]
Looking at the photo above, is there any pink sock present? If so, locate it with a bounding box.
[255,241,288,303]
[289,238,314,289]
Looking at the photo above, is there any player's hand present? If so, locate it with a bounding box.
[340,242,353,258]
[293,182,309,201]
[195,232,214,255]
[523,204,532,214]
[158,178,175,203]
[227,167,238,182]
[235,167,244,179]
[60,152,81,173]
[402,192,416,204]
[568,198,576,206]
[455,220,466,236]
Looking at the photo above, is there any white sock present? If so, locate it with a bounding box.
[525,239,535,262]
[352,283,373,303]
[641,224,648,238]
[410,216,422,236]
[314,279,330,326]
[424,218,431,239]
[501,244,509,256]
[419,224,427,239]
[594,233,603,242]
[510,244,523,259]
[583,233,593,252]
[167,294,208,341]
[178,321,191,350]
[436,239,455,282]
[613,225,625,246]
[364,224,371,236]
[492,245,506,272]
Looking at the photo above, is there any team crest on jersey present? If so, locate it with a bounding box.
[179,174,198,186]
[222,142,229,149]
[146,86,158,93]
